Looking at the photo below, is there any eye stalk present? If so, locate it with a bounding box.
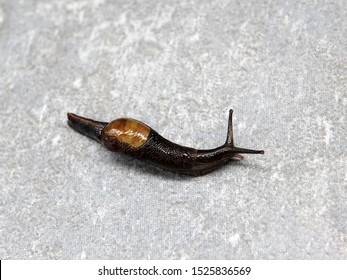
[223,109,264,154]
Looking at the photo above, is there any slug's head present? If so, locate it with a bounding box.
[101,118,151,151]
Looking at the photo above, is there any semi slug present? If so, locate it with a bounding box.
[67,109,264,176]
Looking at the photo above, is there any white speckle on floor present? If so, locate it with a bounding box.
[229,233,240,247]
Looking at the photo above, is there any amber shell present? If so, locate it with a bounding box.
[103,118,151,148]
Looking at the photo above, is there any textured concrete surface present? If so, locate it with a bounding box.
[0,0,346,259]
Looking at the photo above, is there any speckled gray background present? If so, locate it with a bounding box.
[0,0,346,259]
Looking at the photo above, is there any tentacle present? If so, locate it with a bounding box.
[225,109,234,146]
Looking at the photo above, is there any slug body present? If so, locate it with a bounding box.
[67,110,264,176]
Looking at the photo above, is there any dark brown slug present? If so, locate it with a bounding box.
[67,109,264,176]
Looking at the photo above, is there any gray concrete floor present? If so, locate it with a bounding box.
[0,0,346,259]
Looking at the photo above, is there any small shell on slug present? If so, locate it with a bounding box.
[103,118,151,148]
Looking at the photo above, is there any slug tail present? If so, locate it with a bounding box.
[67,113,108,143]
